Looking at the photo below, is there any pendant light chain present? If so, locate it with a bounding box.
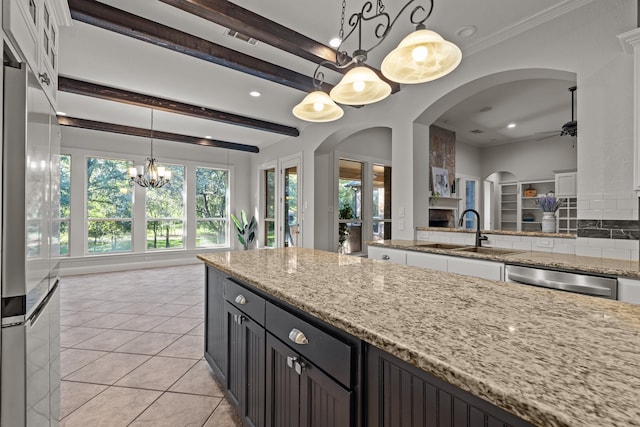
[338,0,346,42]
[150,108,155,159]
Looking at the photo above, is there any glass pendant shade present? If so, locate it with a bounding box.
[292,90,344,122]
[329,66,391,105]
[381,29,462,84]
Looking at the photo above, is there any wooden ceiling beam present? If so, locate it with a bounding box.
[58,116,260,153]
[58,76,299,137]
[159,0,400,94]
[67,0,333,94]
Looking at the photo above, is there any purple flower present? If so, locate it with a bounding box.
[535,196,564,212]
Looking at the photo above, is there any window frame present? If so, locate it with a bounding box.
[195,166,231,248]
[145,163,186,251]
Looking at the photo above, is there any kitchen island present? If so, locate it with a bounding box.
[199,248,640,427]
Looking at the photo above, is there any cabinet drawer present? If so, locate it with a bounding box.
[224,279,265,326]
[266,302,352,388]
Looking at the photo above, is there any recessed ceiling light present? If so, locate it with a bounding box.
[249,91,261,97]
[56,111,67,116]
[329,37,341,48]
[507,123,516,129]
[205,135,213,139]
[455,25,477,38]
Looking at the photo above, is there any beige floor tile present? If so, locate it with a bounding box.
[65,353,150,385]
[169,360,225,397]
[81,301,136,313]
[203,400,242,427]
[82,313,138,329]
[73,329,143,351]
[146,304,193,316]
[60,311,105,327]
[175,304,203,319]
[158,335,204,359]
[113,302,163,315]
[186,321,205,336]
[150,317,203,334]
[60,299,103,311]
[112,314,171,332]
[115,356,197,391]
[113,332,181,355]
[59,386,161,427]
[129,392,220,427]
[61,327,108,348]
[59,381,108,419]
[171,295,204,305]
[60,349,108,378]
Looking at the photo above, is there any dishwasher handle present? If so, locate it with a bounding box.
[507,272,613,297]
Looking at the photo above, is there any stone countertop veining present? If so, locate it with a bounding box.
[198,248,640,427]
[415,226,577,239]
[369,239,640,278]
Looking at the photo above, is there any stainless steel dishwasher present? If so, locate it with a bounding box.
[505,265,617,300]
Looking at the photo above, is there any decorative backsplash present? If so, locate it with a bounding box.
[577,220,639,240]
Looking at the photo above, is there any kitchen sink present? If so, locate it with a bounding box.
[453,246,523,255]
[415,243,468,250]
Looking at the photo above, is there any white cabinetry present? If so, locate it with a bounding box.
[406,251,447,272]
[618,277,640,304]
[519,179,554,232]
[555,172,577,235]
[555,172,577,196]
[499,182,518,231]
[367,246,407,265]
[447,257,504,281]
[3,0,70,106]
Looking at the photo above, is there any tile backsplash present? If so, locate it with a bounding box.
[577,220,639,240]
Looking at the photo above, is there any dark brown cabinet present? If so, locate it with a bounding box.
[366,346,535,427]
[204,266,226,382]
[266,333,351,427]
[225,302,265,427]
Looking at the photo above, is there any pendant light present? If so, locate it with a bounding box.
[128,109,171,189]
[291,0,462,122]
[381,27,462,84]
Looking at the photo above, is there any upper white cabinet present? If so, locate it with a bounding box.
[555,172,577,197]
[618,277,640,304]
[3,0,71,105]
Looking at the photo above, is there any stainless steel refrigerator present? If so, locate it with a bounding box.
[1,43,61,427]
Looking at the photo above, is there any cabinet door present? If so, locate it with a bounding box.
[368,246,407,265]
[299,360,352,427]
[618,278,640,304]
[226,302,266,427]
[555,172,577,197]
[406,251,448,272]
[447,257,503,281]
[266,333,300,427]
[205,266,226,382]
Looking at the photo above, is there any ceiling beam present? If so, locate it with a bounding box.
[67,0,333,94]
[58,76,299,137]
[58,116,260,153]
[158,0,400,94]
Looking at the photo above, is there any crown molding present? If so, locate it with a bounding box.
[464,0,597,57]
[618,28,640,53]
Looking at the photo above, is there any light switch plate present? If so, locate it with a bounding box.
[399,207,405,218]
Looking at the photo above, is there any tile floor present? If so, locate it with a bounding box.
[59,264,241,427]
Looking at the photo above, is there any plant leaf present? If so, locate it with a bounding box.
[231,213,242,232]
[241,210,248,227]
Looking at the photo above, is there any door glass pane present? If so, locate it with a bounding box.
[338,159,362,253]
[284,166,298,247]
[264,168,276,247]
[372,164,391,241]
[464,180,477,229]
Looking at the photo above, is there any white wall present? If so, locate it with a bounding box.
[252,0,636,250]
[455,142,482,180]
[59,126,254,274]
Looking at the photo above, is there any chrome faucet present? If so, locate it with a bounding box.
[458,209,488,247]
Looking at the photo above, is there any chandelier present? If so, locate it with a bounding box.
[292,0,462,122]
[128,109,171,188]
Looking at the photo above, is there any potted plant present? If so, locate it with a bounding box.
[231,210,257,250]
[535,195,564,233]
[338,204,353,253]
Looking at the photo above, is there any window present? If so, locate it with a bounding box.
[195,167,229,247]
[372,164,391,241]
[146,164,185,250]
[338,159,363,253]
[86,157,133,253]
[264,168,276,247]
[52,154,70,256]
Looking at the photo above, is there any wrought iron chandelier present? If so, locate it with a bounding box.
[128,109,171,189]
[293,0,462,122]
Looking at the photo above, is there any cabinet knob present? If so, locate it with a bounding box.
[288,328,309,345]
[382,255,390,260]
[286,356,296,368]
[294,360,306,375]
[39,72,51,86]
[234,314,245,325]
[234,294,247,305]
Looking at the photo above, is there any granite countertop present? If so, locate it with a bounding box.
[199,248,640,427]
[415,226,576,239]
[369,239,640,278]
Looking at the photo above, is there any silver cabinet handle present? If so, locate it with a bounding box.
[287,356,296,368]
[233,314,245,325]
[382,255,390,260]
[285,356,306,375]
[288,328,309,345]
[39,72,50,85]
[234,294,247,305]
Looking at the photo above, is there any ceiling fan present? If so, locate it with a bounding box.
[536,86,577,141]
